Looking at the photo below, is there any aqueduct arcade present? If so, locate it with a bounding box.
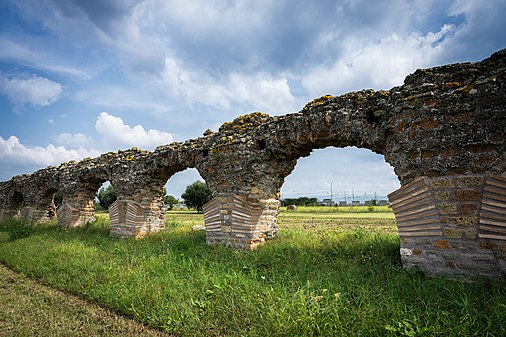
[1,49,505,279]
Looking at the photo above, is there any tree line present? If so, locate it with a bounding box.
[95,181,211,212]
[281,197,318,206]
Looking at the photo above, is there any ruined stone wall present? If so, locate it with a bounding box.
[0,49,505,279]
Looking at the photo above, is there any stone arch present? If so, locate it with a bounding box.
[57,158,111,228]
[0,49,504,278]
[18,170,61,224]
[1,184,24,220]
[22,186,59,224]
[196,50,506,278]
[58,176,106,228]
[108,146,195,238]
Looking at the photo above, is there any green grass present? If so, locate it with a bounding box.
[279,206,397,232]
[0,264,171,336]
[281,205,393,213]
[0,213,505,336]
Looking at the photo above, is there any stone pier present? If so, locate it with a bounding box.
[389,174,506,278]
[203,194,279,249]
[109,175,166,239]
[58,195,96,228]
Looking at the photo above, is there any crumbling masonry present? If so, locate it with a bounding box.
[1,49,505,279]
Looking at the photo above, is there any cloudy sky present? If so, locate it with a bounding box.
[1,0,505,201]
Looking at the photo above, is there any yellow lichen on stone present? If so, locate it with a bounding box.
[305,94,334,109]
[444,81,462,88]
[461,84,474,95]
[219,112,270,133]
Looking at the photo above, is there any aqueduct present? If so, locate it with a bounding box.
[1,49,505,279]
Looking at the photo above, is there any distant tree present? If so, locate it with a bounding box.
[94,201,104,211]
[97,185,117,210]
[298,197,318,206]
[164,195,179,209]
[281,197,318,206]
[181,181,211,212]
[162,187,179,209]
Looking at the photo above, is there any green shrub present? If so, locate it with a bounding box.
[0,218,34,240]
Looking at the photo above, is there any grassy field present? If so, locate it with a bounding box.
[280,205,393,213]
[0,264,171,336]
[0,209,505,336]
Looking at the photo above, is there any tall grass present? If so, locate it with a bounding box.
[0,215,504,336]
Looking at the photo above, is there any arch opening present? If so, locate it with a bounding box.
[41,187,59,222]
[164,168,210,222]
[8,190,24,210]
[280,146,399,207]
[158,168,210,238]
[95,181,116,213]
[57,177,106,228]
[273,145,401,263]
[2,189,24,219]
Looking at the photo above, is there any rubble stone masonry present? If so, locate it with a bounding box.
[1,49,505,279]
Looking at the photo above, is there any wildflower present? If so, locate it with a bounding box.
[334,292,341,299]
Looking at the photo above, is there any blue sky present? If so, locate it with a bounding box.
[1,0,505,200]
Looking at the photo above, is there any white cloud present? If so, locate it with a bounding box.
[73,84,172,115]
[161,57,296,114]
[0,37,92,79]
[0,111,174,180]
[441,0,506,61]
[150,0,270,31]
[0,135,97,169]
[54,132,94,148]
[0,72,62,109]
[228,73,296,115]
[302,25,455,97]
[95,112,173,149]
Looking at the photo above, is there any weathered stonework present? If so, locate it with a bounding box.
[0,49,505,279]
[389,174,506,278]
[203,195,279,249]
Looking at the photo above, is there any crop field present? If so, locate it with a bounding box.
[0,208,505,336]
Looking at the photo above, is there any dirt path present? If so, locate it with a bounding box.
[0,264,172,337]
